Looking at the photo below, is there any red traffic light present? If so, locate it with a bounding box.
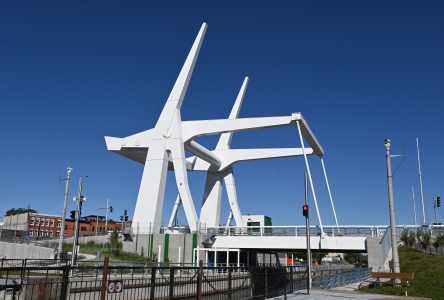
[302,204,309,218]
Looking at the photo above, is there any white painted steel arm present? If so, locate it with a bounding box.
[187,147,313,171]
[321,158,340,232]
[296,120,325,237]
[156,23,207,128]
[182,113,324,156]
[182,116,293,141]
[216,77,249,150]
[217,148,314,170]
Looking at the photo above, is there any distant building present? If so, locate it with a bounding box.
[2,213,123,238]
[242,215,272,227]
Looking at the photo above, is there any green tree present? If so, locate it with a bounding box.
[416,229,431,252]
[432,233,444,253]
[401,230,416,248]
[344,253,368,266]
[5,207,37,216]
[408,231,416,248]
[108,229,122,255]
[401,230,410,246]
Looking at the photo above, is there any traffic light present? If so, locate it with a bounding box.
[70,210,76,220]
[302,204,309,218]
[125,215,128,221]
[109,206,113,213]
[437,197,441,208]
[120,215,123,221]
[124,209,127,216]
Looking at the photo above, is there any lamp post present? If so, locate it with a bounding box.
[58,167,72,263]
[384,139,400,276]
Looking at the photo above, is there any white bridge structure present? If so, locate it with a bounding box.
[105,23,334,233]
[105,23,386,254]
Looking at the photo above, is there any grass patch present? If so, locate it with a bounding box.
[360,246,444,298]
[63,241,155,263]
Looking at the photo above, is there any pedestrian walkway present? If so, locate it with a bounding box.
[274,289,430,300]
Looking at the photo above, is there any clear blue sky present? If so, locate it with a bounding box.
[1,1,443,226]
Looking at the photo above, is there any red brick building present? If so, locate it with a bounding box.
[25,213,122,238]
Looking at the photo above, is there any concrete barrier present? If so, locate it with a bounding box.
[0,241,55,259]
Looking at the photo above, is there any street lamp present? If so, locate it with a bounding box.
[384,139,400,276]
[58,167,72,263]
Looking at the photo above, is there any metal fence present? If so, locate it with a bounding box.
[0,259,371,300]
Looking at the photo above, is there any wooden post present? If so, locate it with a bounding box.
[100,256,109,300]
[60,263,70,300]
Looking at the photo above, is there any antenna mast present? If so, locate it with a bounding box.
[416,138,426,224]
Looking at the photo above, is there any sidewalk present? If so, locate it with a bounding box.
[273,289,430,300]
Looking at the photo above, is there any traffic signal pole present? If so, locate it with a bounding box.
[433,197,441,224]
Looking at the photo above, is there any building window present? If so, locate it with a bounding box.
[56,231,60,237]
[40,230,44,236]
[45,220,50,227]
[44,230,48,237]
[57,222,61,228]
[36,218,40,226]
[50,220,54,227]
[49,231,53,237]
[81,227,87,231]
[30,217,35,226]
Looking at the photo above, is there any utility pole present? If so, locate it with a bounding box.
[304,171,312,293]
[71,176,86,266]
[384,139,400,276]
[58,167,72,262]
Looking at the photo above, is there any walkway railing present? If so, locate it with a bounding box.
[0,259,370,299]
[203,225,390,238]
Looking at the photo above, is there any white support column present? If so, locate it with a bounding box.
[225,210,233,228]
[200,172,223,227]
[169,139,199,232]
[226,249,229,267]
[133,142,169,234]
[168,195,181,228]
[237,250,240,267]
[321,158,340,233]
[296,121,325,236]
[224,171,244,227]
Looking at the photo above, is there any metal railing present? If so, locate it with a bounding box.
[203,225,390,238]
[0,259,370,299]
